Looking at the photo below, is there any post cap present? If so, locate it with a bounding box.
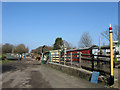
[109,24,112,30]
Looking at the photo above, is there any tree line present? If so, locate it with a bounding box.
[2,43,29,54]
[30,33,93,55]
[2,25,119,55]
[31,46,53,54]
[31,25,120,55]
[31,38,77,55]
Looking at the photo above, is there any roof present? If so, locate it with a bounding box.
[92,45,115,49]
[66,45,97,52]
[49,49,61,52]
[66,45,116,52]
[66,47,89,52]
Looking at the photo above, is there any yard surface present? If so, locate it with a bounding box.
[1,58,119,88]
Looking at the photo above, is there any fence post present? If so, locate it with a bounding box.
[51,55,52,63]
[64,52,65,65]
[55,54,56,63]
[79,52,82,68]
[97,56,100,70]
[70,52,72,66]
[49,52,51,63]
[59,52,61,64]
[47,52,50,64]
[92,54,94,71]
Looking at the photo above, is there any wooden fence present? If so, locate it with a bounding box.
[116,54,120,61]
[50,52,111,75]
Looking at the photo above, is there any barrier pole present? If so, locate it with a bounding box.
[109,24,114,85]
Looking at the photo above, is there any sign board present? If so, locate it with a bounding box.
[90,71,99,84]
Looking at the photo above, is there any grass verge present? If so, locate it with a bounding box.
[0,60,14,64]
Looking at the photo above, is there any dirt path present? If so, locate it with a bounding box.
[2,58,105,88]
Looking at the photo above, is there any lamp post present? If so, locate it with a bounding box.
[109,24,114,85]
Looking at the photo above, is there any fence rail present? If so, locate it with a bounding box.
[50,52,111,75]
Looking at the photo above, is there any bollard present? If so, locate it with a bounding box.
[108,24,114,86]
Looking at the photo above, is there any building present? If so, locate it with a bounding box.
[113,41,120,61]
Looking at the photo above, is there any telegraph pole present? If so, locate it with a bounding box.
[99,36,101,50]
[109,24,114,85]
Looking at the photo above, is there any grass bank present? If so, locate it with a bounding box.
[0,60,15,64]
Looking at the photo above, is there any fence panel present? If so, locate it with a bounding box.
[49,52,111,75]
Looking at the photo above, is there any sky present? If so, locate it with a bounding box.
[2,2,118,52]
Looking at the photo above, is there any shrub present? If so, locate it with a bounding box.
[2,54,6,60]
[116,50,119,55]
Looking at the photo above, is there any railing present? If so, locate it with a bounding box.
[49,52,111,75]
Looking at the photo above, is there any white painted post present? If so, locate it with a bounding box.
[55,54,56,63]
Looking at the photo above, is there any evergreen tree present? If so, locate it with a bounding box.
[53,37,63,50]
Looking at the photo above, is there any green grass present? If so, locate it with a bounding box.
[0,60,14,64]
[0,55,2,58]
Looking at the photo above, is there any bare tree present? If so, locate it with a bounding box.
[78,32,92,48]
[63,40,76,49]
[101,25,120,42]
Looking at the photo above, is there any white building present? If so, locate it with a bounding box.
[92,41,120,61]
[113,41,120,61]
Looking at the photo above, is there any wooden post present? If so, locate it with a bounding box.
[79,52,82,68]
[47,52,50,64]
[64,52,65,65]
[59,52,61,64]
[92,54,94,71]
[98,36,101,69]
[70,52,72,66]
[49,52,51,63]
[97,56,100,70]
[51,54,53,62]
[99,36,101,50]
[55,54,56,63]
